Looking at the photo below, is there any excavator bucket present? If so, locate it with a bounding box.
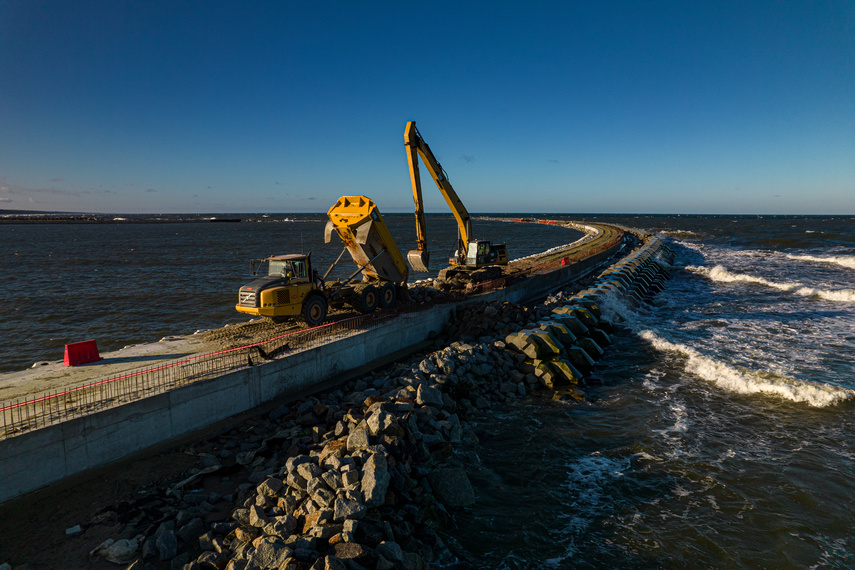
[407,249,430,272]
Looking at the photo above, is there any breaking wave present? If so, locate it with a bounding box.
[786,254,855,270]
[795,287,855,303]
[658,229,702,239]
[686,264,855,303]
[639,331,854,407]
[686,265,800,291]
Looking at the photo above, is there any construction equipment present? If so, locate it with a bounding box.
[404,120,508,273]
[235,196,408,326]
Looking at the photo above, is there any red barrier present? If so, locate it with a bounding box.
[64,340,102,366]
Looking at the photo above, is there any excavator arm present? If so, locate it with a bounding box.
[404,121,473,271]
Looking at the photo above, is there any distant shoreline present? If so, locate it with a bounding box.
[0,215,243,224]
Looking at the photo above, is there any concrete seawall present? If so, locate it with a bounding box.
[0,240,621,503]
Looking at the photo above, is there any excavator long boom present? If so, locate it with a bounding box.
[404,121,472,271]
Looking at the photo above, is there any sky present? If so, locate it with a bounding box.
[0,1,853,215]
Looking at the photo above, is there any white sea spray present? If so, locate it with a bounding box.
[639,330,854,407]
[686,264,801,291]
[795,287,855,302]
[786,253,855,270]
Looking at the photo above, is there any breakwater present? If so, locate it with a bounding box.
[0,225,673,568]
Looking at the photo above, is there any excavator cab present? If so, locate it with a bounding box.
[463,240,509,268]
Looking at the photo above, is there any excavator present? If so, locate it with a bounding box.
[404,120,508,274]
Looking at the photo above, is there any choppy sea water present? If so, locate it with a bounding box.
[453,215,855,568]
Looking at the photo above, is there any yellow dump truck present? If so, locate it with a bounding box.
[235,196,409,326]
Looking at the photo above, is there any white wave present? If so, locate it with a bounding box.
[686,265,801,291]
[795,287,855,303]
[658,229,701,238]
[674,240,705,252]
[639,330,854,407]
[786,253,855,270]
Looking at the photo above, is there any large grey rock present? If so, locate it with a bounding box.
[312,486,335,508]
[416,384,443,407]
[271,514,297,537]
[418,358,438,375]
[426,468,476,507]
[321,470,343,490]
[332,542,372,560]
[361,452,390,508]
[252,536,293,569]
[177,517,207,544]
[347,428,370,452]
[367,410,396,436]
[249,504,268,528]
[435,354,456,375]
[156,529,178,561]
[285,472,308,491]
[376,541,405,563]
[333,496,366,521]
[141,536,158,560]
[257,477,284,498]
[297,462,322,481]
[342,469,360,488]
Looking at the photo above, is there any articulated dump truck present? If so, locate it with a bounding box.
[235,196,409,327]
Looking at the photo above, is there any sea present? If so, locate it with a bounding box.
[2,213,855,567]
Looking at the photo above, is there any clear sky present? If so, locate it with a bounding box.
[1,1,853,215]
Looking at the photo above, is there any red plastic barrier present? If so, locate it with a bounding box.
[64,339,103,366]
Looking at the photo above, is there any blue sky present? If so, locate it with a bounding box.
[1,1,853,214]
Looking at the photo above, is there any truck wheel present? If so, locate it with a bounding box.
[302,294,328,326]
[379,283,396,308]
[354,284,379,313]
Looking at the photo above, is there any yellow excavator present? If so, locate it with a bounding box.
[404,120,508,274]
[235,196,408,326]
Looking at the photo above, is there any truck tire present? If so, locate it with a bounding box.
[302,294,328,326]
[353,284,379,313]
[379,283,396,308]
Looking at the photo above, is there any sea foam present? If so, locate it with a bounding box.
[687,264,855,303]
[639,330,854,407]
[795,287,855,303]
[686,265,800,291]
[786,254,855,270]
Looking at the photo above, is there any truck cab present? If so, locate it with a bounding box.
[236,254,320,323]
[268,255,310,282]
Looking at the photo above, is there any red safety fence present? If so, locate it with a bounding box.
[0,312,397,440]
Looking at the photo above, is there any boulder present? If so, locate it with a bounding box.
[416,384,443,407]
[346,428,370,452]
[361,452,390,508]
[155,529,178,561]
[333,496,366,521]
[425,468,475,507]
[256,477,284,499]
[252,537,293,569]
